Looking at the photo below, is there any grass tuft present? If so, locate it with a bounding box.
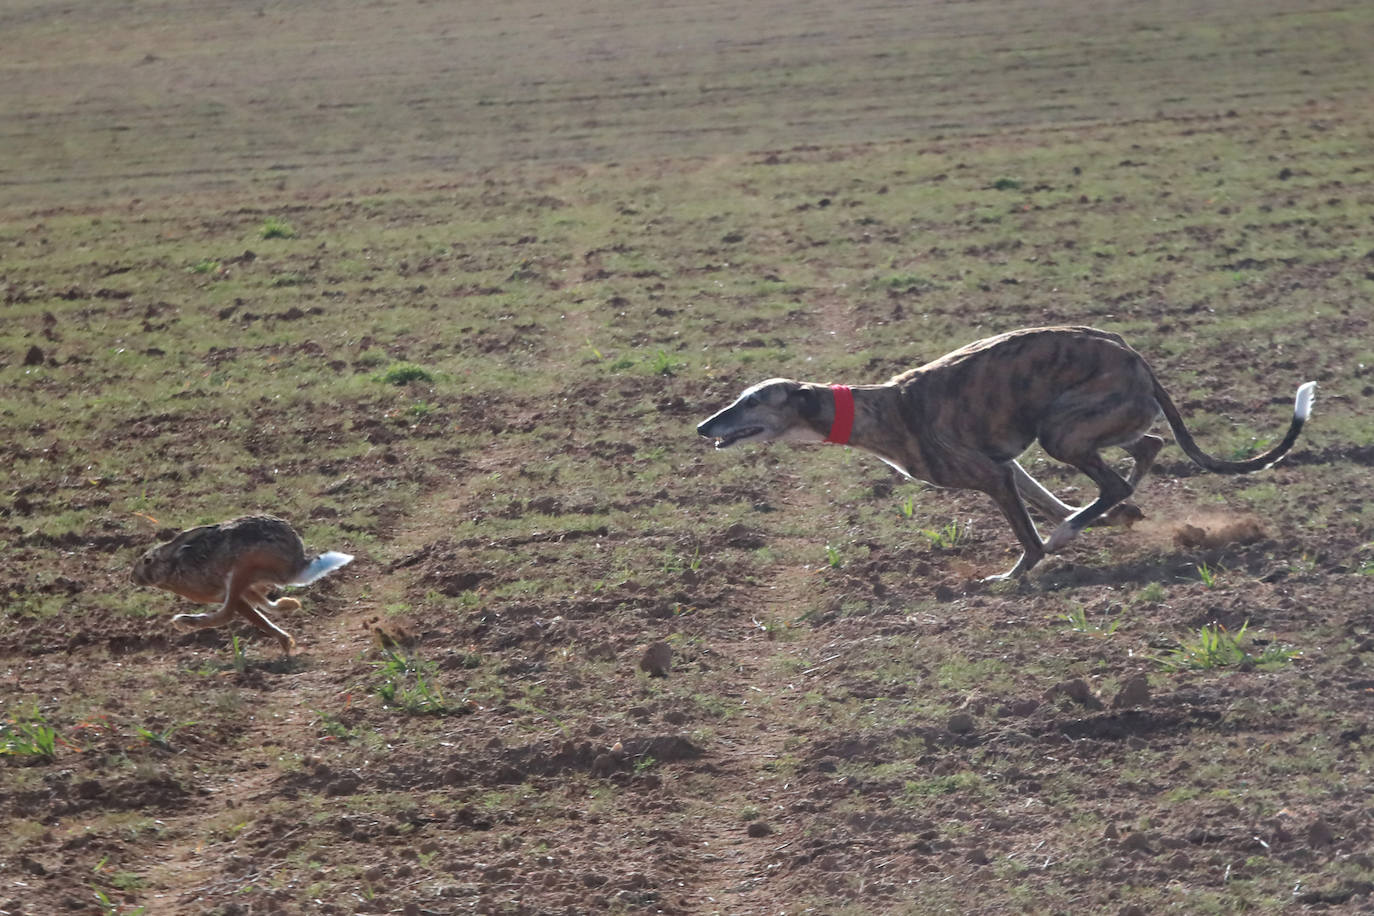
[1,710,59,763]
[921,519,971,549]
[374,647,448,715]
[258,217,297,239]
[1156,621,1298,671]
[375,363,435,386]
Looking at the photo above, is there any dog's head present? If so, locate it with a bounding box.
[697,378,827,449]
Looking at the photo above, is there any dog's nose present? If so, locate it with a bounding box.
[698,413,725,438]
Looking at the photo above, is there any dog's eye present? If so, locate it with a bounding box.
[745,396,759,408]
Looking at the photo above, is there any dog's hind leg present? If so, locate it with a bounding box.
[1010,460,1075,523]
[1043,452,1134,553]
[1124,434,1164,487]
[1037,387,1158,551]
[1025,435,1160,531]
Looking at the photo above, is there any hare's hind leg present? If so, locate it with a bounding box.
[247,583,301,613]
[171,605,237,632]
[243,584,299,653]
[171,581,239,632]
[236,604,297,655]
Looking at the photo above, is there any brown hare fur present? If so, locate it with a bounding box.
[131,515,353,654]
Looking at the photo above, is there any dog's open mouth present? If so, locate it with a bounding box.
[713,427,763,449]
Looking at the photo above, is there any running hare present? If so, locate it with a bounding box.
[131,515,353,654]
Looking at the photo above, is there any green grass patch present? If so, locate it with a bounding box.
[1156,621,1299,672]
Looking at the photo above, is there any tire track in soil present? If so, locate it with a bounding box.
[682,520,843,911]
[137,606,385,910]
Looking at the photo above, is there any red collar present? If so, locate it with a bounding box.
[827,385,854,444]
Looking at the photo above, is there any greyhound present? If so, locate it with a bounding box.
[697,326,1315,580]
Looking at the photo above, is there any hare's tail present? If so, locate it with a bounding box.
[291,551,354,586]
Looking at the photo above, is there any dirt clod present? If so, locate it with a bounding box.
[638,641,673,677]
[946,712,977,734]
[1111,674,1151,709]
[1044,678,1103,710]
[1120,831,1155,853]
[1307,819,1336,847]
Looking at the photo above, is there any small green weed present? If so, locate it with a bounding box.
[649,349,680,376]
[135,721,194,753]
[1156,621,1298,671]
[1061,604,1122,635]
[874,273,938,293]
[315,710,355,741]
[406,400,437,419]
[902,771,984,799]
[258,217,296,239]
[229,635,250,674]
[899,494,915,518]
[1195,561,1218,589]
[753,614,796,640]
[1,710,59,762]
[662,545,703,575]
[991,176,1023,190]
[189,259,220,274]
[1227,436,1273,461]
[824,544,843,568]
[1134,582,1167,604]
[375,363,435,386]
[921,519,970,549]
[374,647,448,715]
[2,706,67,761]
[93,888,147,916]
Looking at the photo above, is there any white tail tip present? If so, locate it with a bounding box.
[1294,381,1316,422]
[291,551,355,586]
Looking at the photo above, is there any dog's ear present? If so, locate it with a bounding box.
[791,385,820,419]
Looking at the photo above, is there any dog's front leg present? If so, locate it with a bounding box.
[979,463,1048,580]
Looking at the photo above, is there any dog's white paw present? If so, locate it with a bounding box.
[170,613,202,631]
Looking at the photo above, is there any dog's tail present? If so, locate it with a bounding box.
[290,551,355,586]
[1154,377,1315,474]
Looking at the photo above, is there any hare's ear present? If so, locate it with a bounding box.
[164,528,196,552]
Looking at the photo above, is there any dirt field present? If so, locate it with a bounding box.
[3,1,1374,914]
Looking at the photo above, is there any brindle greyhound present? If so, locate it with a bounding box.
[697,326,1315,580]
